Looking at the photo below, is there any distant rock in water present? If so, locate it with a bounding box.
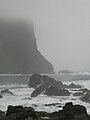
[58,69,74,74]
[0,20,54,74]
[1,89,14,96]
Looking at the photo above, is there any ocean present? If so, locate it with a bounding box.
[0,74,90,114]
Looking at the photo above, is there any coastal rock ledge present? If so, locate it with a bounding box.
[0,102,89,120]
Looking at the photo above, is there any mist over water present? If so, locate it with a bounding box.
[0,0,90,72]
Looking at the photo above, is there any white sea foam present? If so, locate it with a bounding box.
[0,76,90,114]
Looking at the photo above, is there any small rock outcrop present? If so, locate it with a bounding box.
[45,86,70,96]
[79,88,90,93]
[68,83,81,88]
[80,92,90,103]
[1,89,14,96]
[73,92,84,96]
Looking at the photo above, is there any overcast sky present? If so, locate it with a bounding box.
[0,0,90,72]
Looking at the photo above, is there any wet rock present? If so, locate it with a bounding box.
[52,81,63,89]
[1,89,14,96]
[28,74,42,88]
[73,92,84,96]
[80,92,90,103]
[62,102,88,120]
[0,94,2,98]
[0,102,89,120]
[31,75,56,97]
[68,83,81,88]
[44,103,61,107]
[29,74,81,97]
[79,88,90,93]
[45,86,70,96]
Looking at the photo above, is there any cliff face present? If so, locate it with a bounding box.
[0,21,54,74]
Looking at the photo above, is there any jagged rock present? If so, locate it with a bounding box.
[62,102,88,120]
[30,74,82,97]
[28,74,42,88]
[28,74,56,89]
[45,86,70,96]
[44,103,61,107]
[80,92,90,103]
[79,88,90,93]
[30,75,56,97]
[0,103,89,120]
[0,21,54,74]
[73,92,84,96]
[0,94,2,98]
[1,89,14,96]
[31,83,46,97]
[52,81,63,89]
[68,83,81,88]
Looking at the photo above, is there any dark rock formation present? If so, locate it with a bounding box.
[79,88,90,93]
[29,74,82,97]
[68,83,81,88]
[62,102,88,120]
[0,94,2,98]
[0,102,89,120]
[80,92,90,103]
[28,74,42,88]
[45,86,70,96]
[1,89,14,96]
[0,21,54,74]
[73,92,84,96]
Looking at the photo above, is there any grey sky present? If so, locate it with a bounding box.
[0,0,90,72]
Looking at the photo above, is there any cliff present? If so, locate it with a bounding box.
[0,21,54,74]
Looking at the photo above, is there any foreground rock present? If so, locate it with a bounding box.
[0,102,89,120]
[29,74,81,97]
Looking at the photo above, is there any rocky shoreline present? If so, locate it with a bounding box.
[0,102,89,120]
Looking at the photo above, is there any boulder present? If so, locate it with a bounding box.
[73,92,84,96]
[52,81,63,89]
[80,92,90,103]
[1,89,14,96]
[28,74,42,88]
[45,86,70,96]
[79,88,90,93]
[62,102,88,120]
[0,94,2,98]
[68,83,81,88]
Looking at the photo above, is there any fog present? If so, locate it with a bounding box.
[0,0,90,72]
